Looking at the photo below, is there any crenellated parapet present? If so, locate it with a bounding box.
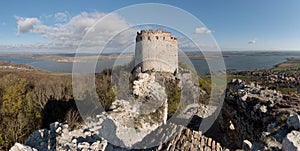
[136,29,178,44]
[135,29,178,73]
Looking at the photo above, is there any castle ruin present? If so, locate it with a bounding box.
[135,29,178,73]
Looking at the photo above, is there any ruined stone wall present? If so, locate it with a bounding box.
[135,30,178,73]
[208,79,300,150]
[162,128,226,151]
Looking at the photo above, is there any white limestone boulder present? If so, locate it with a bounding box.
[9,143,37,151]
[282,130,300,151]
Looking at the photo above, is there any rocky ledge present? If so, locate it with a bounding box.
[10,120,227,151]
[212,79,300,150]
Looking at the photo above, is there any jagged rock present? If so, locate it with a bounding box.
[260,105,268,113]
[19,120,225,150]
[287,114,300,130]
[77,142,90,150]
[218,79,294,149]
[282,130,300,151]
[10,143,38,151]
[254,103,268,113]
[132,72,156,97]
[242,140,252,151]
[262,131,271,138]
[56,127,62,134]
[229,120,235,130]
[231,79,242,84]
[90,140,107,151]
[238,79,243,84]
[241,93,248,101]
[71,138,77,144]
[263,135,282,150]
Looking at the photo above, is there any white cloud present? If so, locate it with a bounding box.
[15,12,135,52]
[54,12,69,23]
[248,39,256,44]
[15,16,49,35]
[194,27,213,34]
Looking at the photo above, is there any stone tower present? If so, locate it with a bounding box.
[135,29,178,73]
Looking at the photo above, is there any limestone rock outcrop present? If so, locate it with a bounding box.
[10,120,227,151]
[282,130,300,151]
[10,143,37,151]
[213,79,300,150]
[242,140,252,151]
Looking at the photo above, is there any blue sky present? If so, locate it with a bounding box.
[0,0,300,52]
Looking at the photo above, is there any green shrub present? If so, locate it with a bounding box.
[198,76,211,104]
[0,77,41,149]
[165,78,181,118]
[95,69,116,111]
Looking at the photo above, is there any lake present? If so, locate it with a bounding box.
[1,51,300,76]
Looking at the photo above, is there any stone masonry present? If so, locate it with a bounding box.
[135,29,178,73]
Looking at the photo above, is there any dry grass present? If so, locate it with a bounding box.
[65,109,82,129]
